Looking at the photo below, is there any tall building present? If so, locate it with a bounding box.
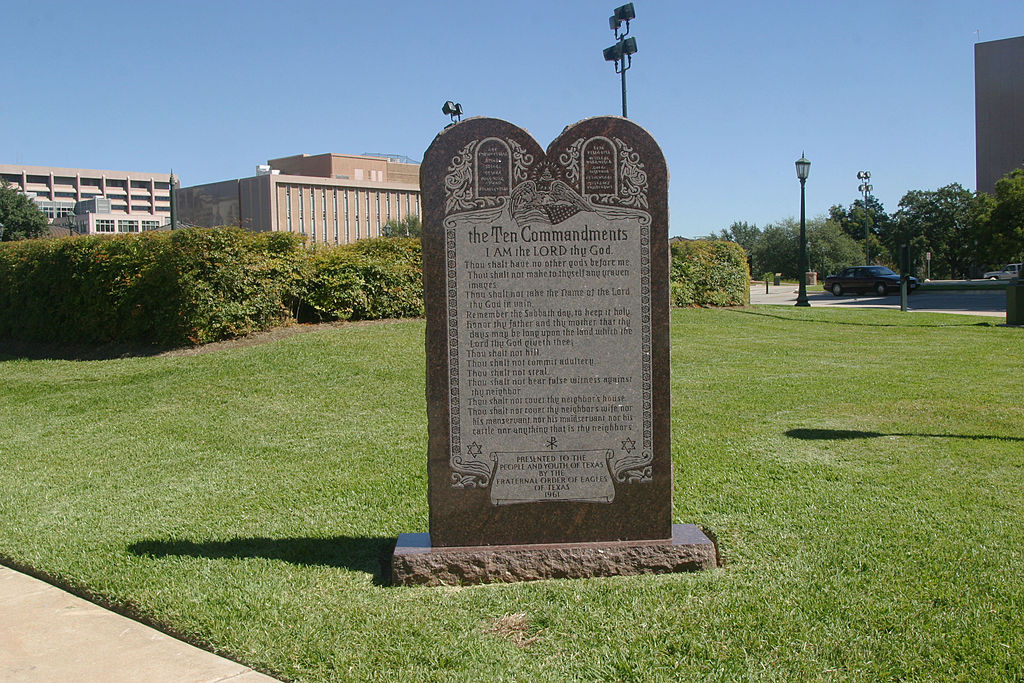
[975,35,1024,194]
[0,164,172,234]
[178,153,420,245]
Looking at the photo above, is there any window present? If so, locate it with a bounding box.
[354,192,360,239]
[286,188,292,232]
[96,219,115,233]
[366,192,371,236]
[154,182,170,190]
[118,220,139,233]
[55,192,77,199]
[333,190,339,244]
[386,193,391,221]
[375,193,381,234]
[344,191,350,243]
[142,220,160,231]
[131,194,151,201]
[298,187,304,234]
[309,187,316,242]
[131,180,150,189]
[322,188,327,243]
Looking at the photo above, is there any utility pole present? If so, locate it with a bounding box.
[857,171,872,263]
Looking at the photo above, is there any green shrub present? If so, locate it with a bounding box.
[2,230,749,346]
[0,228,306,346]
[303,238,423,321]
[670,240,749,307]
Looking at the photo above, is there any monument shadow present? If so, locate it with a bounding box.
[128,536,398,585]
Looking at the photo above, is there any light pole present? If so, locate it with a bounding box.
[795,154,811,307]
[857,170,872,263]
[604,4,637,117]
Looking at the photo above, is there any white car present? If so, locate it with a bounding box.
[983,263,1021,280]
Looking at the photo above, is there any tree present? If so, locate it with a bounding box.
[828,195,890,263]
[0,180,48,241]
[751,219,799,279]
[381,214,422,238]
[891,183,981,279]
[981,168,1024,264]
[806,218,864,277]
[710,221,760,255]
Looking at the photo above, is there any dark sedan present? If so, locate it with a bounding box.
[824,266,919,297]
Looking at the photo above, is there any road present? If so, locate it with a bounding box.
[750,285,1007,318]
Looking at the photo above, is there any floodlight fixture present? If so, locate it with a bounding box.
[442,100,463,122]
[603,43,623,62]
[609,3,635,39]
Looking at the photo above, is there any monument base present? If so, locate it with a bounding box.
[390,524,717,586]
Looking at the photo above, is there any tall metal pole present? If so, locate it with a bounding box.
[621,65,628,117]
[796,176,810,306]
[169,170,178,230]
[857,171,872,264]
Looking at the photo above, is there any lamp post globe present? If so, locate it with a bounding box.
[795,155,811,307]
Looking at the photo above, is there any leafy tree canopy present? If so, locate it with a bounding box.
[0,180,49,241]
[381,215,422,238]
[984,169,1024,263]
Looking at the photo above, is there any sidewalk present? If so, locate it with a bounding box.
[0,564,279,683]
[749,284,1007,317]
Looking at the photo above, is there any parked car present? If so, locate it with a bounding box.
[824,266,919,297]
[983,263,1021,280]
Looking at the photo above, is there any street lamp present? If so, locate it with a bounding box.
[857,170,872,263]
[603,3,637,117]
[795,154,811,307]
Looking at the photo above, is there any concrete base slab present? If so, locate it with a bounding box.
[0,565,279,683]
[391,524,717,586]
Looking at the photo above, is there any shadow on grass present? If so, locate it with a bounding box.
[0,339,175,362]
[128,536,398,586]
[787,428,1024,443]
[727,308,993,328]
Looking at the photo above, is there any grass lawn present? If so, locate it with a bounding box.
[1,307,1022,682]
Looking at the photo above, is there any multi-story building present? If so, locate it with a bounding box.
[975,35,1024,194]
[0,164,172,234]
[178,153,420,245]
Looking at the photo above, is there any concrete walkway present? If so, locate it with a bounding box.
[0,565,279,683]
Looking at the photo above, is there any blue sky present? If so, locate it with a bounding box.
[3,0,1023,237]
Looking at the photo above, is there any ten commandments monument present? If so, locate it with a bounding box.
[392,116,716,585]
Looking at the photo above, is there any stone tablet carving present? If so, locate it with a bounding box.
[422,117,670,547]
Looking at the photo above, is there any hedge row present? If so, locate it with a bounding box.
[670,239,750,307]
[0,229,422,346]
[0,229,745,347]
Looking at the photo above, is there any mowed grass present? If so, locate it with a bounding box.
[1,308,1022,682]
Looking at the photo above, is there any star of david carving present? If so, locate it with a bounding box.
[466,442,483,456]
[621,438,637,453]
